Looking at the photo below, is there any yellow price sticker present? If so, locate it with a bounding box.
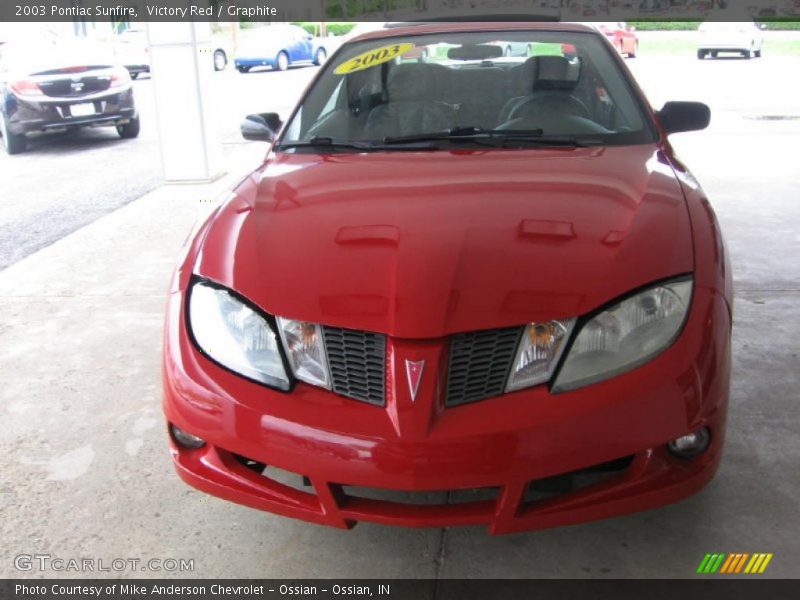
[334,43,416,75]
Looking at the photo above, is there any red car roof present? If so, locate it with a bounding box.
[352,21,598,43]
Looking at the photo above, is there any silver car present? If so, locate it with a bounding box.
[698,21,765,59]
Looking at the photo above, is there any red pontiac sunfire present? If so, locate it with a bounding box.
[163,22,731,534]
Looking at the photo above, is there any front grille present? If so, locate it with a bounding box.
[320,324,525,408]
[445,326,524,407]
[322,326,386,406]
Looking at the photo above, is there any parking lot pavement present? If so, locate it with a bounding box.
[0,65,319,271]
[1,46,799,579]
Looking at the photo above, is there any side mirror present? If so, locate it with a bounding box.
[240,112,282,142]
[656,101,710,135]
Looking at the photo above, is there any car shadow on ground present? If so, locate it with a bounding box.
[239,66,317,74]
[701,56,757,61]
[20,129,135,155]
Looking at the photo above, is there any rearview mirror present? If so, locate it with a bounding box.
[447,44,503,61]
[656,101,710,135]
[241,112,282,142]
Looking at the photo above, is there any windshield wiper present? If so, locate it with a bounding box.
[277,136,435,152]
[382,127,535,144]
[382,127,603,148]
[505,134,603,148]
[278,131,602,152]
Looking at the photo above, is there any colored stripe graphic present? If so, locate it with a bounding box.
[734,553,749,573]
[698,552,772,575]
[710,553,726,573]
[725,554,738,573]
[697,554,713,574]
[704,554,719,573]
[746,553,774,574]
[745,554,760,573]
[720,554,736,574]
[753,554,767,573]
[722,554,740,574]
[759,553,773,573]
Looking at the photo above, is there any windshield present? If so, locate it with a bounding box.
[280,29,656,150]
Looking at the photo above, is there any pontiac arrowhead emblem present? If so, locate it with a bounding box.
[405,360,425,402]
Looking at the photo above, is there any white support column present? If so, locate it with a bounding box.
[146,22,224,183]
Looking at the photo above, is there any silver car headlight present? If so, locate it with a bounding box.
[188,280,290,390]
[552,276,693,392]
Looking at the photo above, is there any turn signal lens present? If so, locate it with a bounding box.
[506,319,575,392]
[276,317,331,389]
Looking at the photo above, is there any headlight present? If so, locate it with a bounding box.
[188,280,290,390]
[552,276,693,392]
[276,317,331,389]
[506,319,575,392]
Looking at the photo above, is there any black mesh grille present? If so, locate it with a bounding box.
[322,326,386,406]
[445,326,524,407]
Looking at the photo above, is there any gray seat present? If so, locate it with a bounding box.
[498,55,586,125]
[364,63,458,139]
[505,59,535,99]
[449,67,507,129]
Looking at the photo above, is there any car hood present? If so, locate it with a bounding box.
[194,145,692,339]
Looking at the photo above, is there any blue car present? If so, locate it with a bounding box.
[234,24,323,73]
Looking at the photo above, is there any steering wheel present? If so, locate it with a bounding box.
[508,92,592,122]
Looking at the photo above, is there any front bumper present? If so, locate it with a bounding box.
[698,42,753,52]
[163,284,731,534]
[4,88,137,137]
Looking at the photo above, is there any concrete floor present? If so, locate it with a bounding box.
[1,41,799,579]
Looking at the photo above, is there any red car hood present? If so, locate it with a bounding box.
[195,145,692,339]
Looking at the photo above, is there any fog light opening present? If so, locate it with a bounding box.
[170,424,206,449]
[667,427,710,458]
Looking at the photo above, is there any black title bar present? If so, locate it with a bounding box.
[3,579,800,600]
[2,0,799,23]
